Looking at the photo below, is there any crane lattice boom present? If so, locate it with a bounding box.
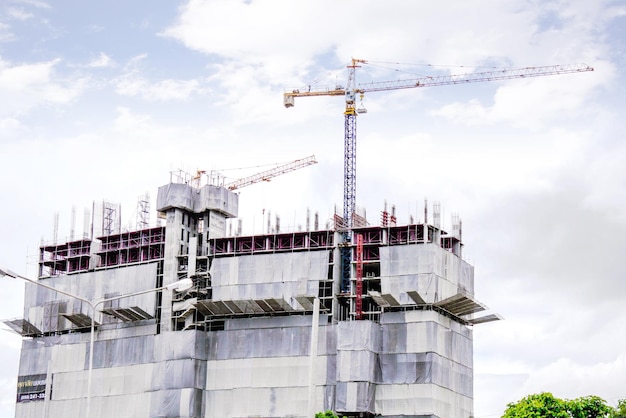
[223,155,317,191]
[284,63,593,105]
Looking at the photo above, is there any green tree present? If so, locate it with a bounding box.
[503,393,617,418]
[568,395,613,418]
[315,411,339,418]
[611,399,626,418]
[503,392,570,418]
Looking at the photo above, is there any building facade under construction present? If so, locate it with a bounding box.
[8,172,498,418]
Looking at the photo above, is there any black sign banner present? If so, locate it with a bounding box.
[16,374,47,403]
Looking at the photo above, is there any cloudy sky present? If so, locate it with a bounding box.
[0,0,624,416]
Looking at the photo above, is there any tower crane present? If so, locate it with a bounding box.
[284,59,593,293]
[193,155,317,191]
[174,155,317,194]
[222,155,317,190]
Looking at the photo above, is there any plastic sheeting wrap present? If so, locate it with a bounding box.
[24,263,159,334]
[209,251,328,307]
[208,326,309,360]
[17,345,53,376]
[379,352,472,397]
[152,359,206,390]
[379,244,474,304]
[52,392,152,418]
[207,316,334,360]
[49,357,206,415]
[336,381,376,413]
[337,320,380,351]
[15,312,474,418]
[204,386,323,418]
[336,321,380,384]
[202,316,337,417]
[375,383,473,418]
[381,311,473,368]
[337,350,379,382]
[53,363,153,400]
[206,356,326,390]
[154,329,207,362]
[14,401,44,418]
[91,334,155,369]
[149,388,203,418]
[50,342,85,373]
[333,316,474,416]
[335,321,380,414]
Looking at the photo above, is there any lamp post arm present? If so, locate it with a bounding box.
[93,285,168,309]
[90,278,193,312]
[0,268,94,309]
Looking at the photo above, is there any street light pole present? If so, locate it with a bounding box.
[307,297,320,418]
[0,267,192,418]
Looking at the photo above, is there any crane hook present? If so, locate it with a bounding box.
[356,93,367,114]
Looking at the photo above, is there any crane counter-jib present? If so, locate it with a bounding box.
[284,88,345,107]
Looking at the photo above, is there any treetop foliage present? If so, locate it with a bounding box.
[315,411,339,418]
[502,392,625,418]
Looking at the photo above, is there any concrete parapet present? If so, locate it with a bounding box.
[156,183,238,218]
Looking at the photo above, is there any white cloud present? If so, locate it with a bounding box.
[114,106,152,132]
[523,356,626,404]
[87,52,114,68]
[0,58,60,88]
[114,71,201,101]
[163,0,611,76]
[0,117,20,137]
[0,22,15,42]
[6,7,32,20]
[0,58,87,116]
[160,0,612,133]
[15,0,51,9]
[111,54,203,101]
[431,62,611,130]
[87,24,104,33]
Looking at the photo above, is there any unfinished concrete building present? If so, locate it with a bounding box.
[8,172,498,418]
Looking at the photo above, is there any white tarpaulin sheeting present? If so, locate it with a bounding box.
[375,383,473,418]
[24,263,159,334]
[210,251,328,307]
[379,244,474,304]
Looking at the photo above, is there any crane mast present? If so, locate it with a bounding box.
[284,59,593,295]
